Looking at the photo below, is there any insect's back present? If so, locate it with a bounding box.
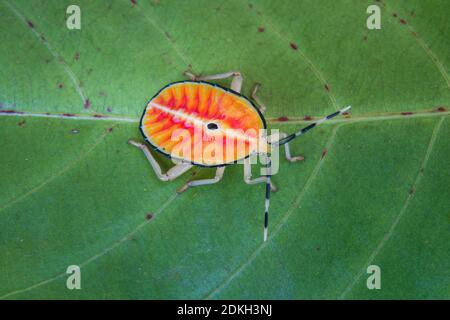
[140,81,266,166]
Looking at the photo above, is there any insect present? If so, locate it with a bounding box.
[128,71,351,241]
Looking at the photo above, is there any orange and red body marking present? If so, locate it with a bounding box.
[140,81,266,166]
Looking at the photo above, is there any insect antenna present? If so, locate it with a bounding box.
[274,106,351,146]
[263,156,272,242]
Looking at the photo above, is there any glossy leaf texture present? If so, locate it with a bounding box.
[0,0,449,299]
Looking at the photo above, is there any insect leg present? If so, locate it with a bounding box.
[266,133,304,162]
[184,71,243,93]
[243,157,277,191]
[250,83,266,114]
[177,166,226,193]
[128,140,192,181]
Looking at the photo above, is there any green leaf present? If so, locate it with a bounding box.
[0,0,449,299]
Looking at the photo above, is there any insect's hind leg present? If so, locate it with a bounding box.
[243,158,277,191]
[250,83,266,114]
[184,71,243,93]
[128,140,193,181]
[177,166,226,193]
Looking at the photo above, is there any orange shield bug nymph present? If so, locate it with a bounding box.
[129,71,351,241]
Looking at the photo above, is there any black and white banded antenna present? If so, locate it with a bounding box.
[263,157,272,242]
[274,105,351,146]
[262,105,351,242]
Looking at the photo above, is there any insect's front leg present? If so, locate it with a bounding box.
[250,83,266,114]
[128,140,192,181]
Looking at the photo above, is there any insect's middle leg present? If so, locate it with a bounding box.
[128,140,193,181]
[267,133,304,162]
[243,158,277,191]
[177,166,226,193]
[184,70,243,93]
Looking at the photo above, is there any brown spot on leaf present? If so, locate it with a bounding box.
[93,114,104,118]
[401,111,414,116]
[321,149,328,159]
[290,42,298,50]
[27,20,34,28]
[409,188,415,197]
[392,13,398,18]
[400,19,407,25]
[18,120,26,127]
[58,83,64,89]
[107,127,114,133]
[130,0,137,5]
[0,110,22,114]
[324,84,330,92]
[74,52,80,60]
[436,107,446,112]
[145,213,153,220]
[277,116,289,122]
[62,113,75,117]
[303,115,313,121]
[84,99,91,109]
[258,26,265,32]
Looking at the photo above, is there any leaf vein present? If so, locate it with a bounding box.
[241,2,338,109]
[0,128,111,214]
[2,0,88,105]
[338,116,445,299]
[0,192,179,299]
[132,1,190,67]
[203,124,342,299]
